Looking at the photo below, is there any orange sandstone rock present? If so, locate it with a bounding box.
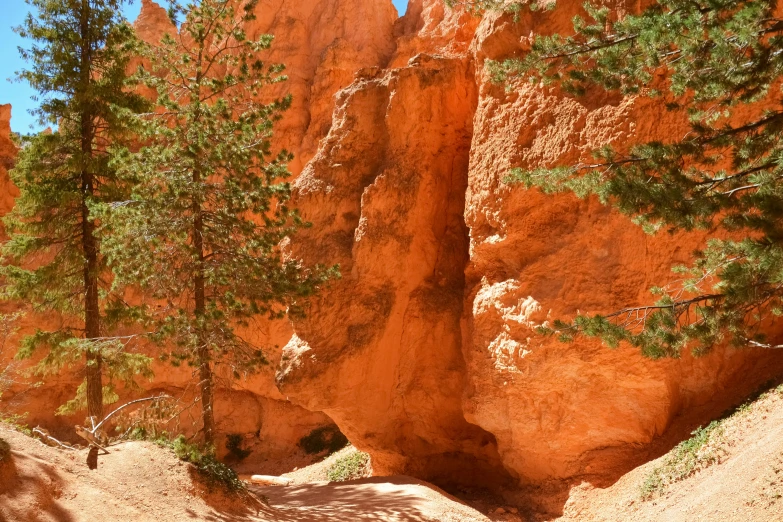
[391,0,480,68]
[0,105,14,162]
[242,0,398,174]
[134,0,176,42]
[277,0,783,487]
[278,50,509,485]
[0,105,17,217]
[458,4,783,484]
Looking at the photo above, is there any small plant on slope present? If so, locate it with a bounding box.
[640,384,783,499]
[154,434,245,493]
[326,449,371,482]
[640,421,726,499]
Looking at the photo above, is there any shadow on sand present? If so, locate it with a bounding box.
[0,451,75,522]
[250,476,475,522]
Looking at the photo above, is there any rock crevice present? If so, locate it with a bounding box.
[276,49,511,485]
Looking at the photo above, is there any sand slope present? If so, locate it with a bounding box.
[0,425,489,522]
[556,387,783,522]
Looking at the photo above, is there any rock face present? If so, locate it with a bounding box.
[4,0,783,496]
[277,52,509,485]
[0,0,398,469]
[240,0,399,174]
[134,0,177,42]
[0,105,17,216]
[458,5,783,484]
[277,0,783,488]
[0,105,13,164]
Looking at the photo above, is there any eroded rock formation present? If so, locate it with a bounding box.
[3,0,783,494]
[0,105,17,217]
[277,0,783,488]
[0,0,399,469]
[277,51,510,485]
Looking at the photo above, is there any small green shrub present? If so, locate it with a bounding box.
[0,413,31,436]
[127,426,149,440]
[639,469,663,500]
[299,425,348,455]
[641,382,783,500]
[192,454,245,493]
[641,420,726,499]
[225,433,251,461]
[326,450,370,482]
[165,436,244,492]
[146,434,244,493]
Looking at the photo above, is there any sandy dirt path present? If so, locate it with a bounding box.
[252,476,491,521]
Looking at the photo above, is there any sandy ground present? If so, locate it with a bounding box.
[0,425,491,522]
[253,477,492,522]
[4,387,782,522]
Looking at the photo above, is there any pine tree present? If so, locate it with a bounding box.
[3,0,152,426]
[473,0,783,358]
[102,0,337,445]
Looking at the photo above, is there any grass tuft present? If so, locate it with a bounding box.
[326,449,371,482]
[0,413,31,436]
[640,421,725,499]
[641,383,783,500]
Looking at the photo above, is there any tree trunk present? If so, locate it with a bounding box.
[79,0,103,426]
[79,0,102,471]
[198,342,215,445]
[84,218,103,425]
[193,166,215,445]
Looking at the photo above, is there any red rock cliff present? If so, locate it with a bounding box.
[277,0,783,487]
[0,105,17,216]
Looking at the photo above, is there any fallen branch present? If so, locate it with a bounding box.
[92,394,172,434]
[33,426,78,451]
[75,425,111,454]
[75,395,172,455]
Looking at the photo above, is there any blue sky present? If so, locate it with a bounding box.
[1,0,408,133]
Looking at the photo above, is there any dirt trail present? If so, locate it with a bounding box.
[0,425,490,522]
[252,477,491,522]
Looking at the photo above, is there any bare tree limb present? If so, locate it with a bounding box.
[91,394,171,434]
